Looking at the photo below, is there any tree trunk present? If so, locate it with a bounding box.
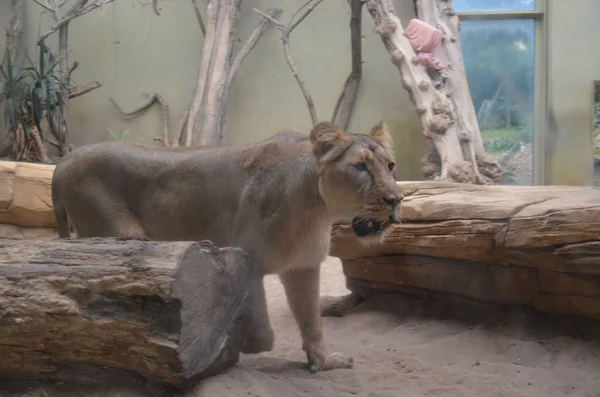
[185,0,243,147]
[0,238,254,387]
[56,24,71,156]
[415,0,502,183]
[365,0,501,184]
[331,0,363,130]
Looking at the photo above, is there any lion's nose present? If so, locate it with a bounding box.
[384,194,404,208]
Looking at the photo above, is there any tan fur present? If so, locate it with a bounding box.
[51,121,403,373]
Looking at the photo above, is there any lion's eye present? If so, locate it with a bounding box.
[388,162,395,172]
[353,162,368,172]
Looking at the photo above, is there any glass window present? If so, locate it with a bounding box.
[454,0,535,12]
[460,19,535,185]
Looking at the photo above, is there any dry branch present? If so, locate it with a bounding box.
[191,0,206,37]
[227,8,283,87]
[331,0,364,129]
[38,0,118,42]
[109,93,170,146]
[68,81,101,99]
[0,238,255,386]
[254,0,326,126]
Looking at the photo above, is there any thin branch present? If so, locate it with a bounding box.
[191,0,206,37]
[227,8,282,87]
[252,9,283,28]
[30,126,50,163]
[32,0,55,14]
[109,93,170,146]
[331,0,363,129]
[68,81,101,98]
[288,0,326,34]
[39,0,117,42]
[67,60,79,83]
[172,107,190,147]
[155,93,170,147]
[109,95,156,117]
[253,0,325,126]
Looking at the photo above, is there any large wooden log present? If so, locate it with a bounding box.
[0,237,253,387]
[331,181,600,320]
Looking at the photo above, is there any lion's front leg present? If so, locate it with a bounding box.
[279,266,354,373]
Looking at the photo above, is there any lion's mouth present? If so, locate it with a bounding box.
[351,214,398,238]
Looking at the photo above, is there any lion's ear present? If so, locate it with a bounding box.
[369,121,393,153]
[310,122,346,158]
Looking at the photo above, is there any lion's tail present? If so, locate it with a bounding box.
[51,178,71,238]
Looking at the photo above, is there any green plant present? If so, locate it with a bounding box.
[0,40,64,162]
[0,47,29,134]
[106,128,130,140]
[22,41,64,133]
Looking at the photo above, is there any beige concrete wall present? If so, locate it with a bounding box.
[545,0,599,185]
[2,0,424,181]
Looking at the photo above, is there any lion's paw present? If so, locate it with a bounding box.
[307,348,354,373]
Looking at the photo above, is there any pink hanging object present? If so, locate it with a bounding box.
[404,18,445,70]
[418,52,444,70]
[404,18,443,53]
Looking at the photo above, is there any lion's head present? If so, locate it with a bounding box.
[309,121,404,240]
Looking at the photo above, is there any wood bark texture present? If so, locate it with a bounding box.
[0,238,254,387]
[330,181,600,320]
[182,3,281,147]
[364,0,500,184]
[186,0,243,146]
[0,161,56,228]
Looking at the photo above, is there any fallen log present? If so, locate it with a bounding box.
[0,237,254,387]
[331,181,600,320]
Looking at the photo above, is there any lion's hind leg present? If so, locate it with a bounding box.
[66,193,146,239]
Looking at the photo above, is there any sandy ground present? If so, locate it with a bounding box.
[3,257,600,397]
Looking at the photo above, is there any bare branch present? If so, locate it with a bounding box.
[288,0,326,34]
[152,0,160,15]
[32,0,55,14]
[39,0,117,42]
[109,94,156,117]
[155,93,170,147]
[191,0,206,37]
[172,107,190,147]
[332,0,363,129]
[253,0,325,126]
[68,81,101,98]
[227,8,282,87]
[109,93,170,147]
[67,60,80,83]
[252,8,283,28]
[30,126,50,163]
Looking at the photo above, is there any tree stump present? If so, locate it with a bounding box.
[0,237,254,388]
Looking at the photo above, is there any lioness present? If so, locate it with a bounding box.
[51,121,404,373]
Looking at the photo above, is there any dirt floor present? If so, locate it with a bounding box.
[3,257,600,397]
